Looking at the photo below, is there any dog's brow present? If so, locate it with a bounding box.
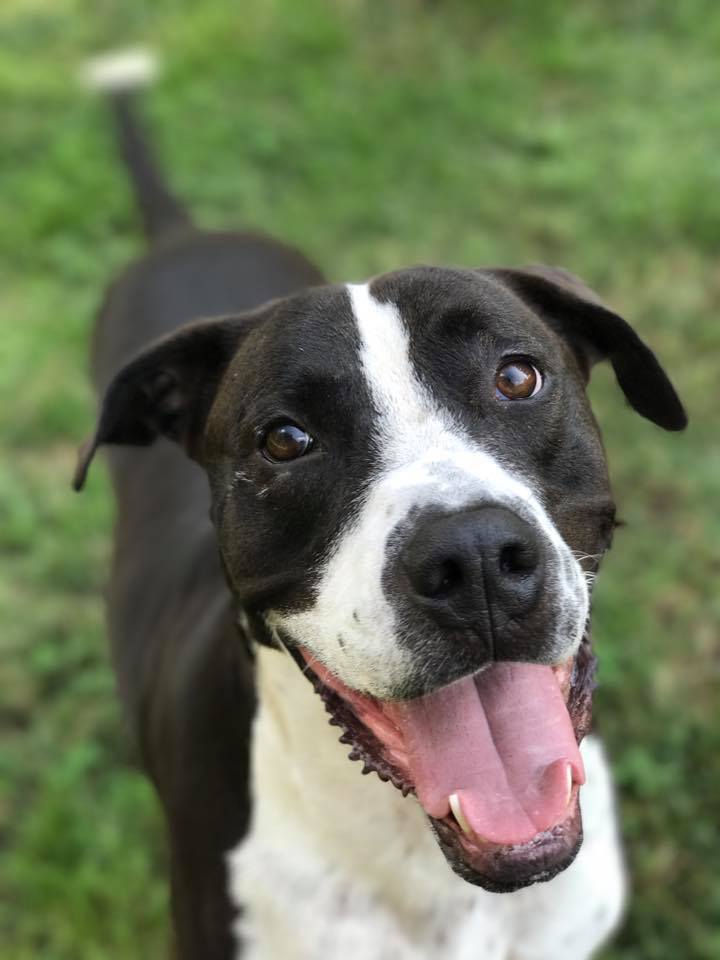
[249,368,356,420]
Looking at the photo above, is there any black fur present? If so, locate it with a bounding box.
[77,89,686,959]
[81,93,323,960]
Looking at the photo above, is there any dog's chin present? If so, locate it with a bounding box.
[429,789,583,892]
[289,636,596,892]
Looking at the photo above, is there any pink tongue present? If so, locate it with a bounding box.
[385,663,585,845]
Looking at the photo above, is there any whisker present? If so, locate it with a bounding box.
[572,551,603,562]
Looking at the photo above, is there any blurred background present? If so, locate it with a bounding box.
[1,1,718,957]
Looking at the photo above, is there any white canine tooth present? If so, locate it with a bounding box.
[449,793,473,836]
[566,763,573,805]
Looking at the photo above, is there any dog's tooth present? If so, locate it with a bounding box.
[566,763,573,805]
[448,793,473,837]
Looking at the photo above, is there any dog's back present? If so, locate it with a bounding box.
[85,52,323,958]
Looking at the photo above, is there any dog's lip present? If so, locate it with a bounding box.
[432,775,581,857]
[291,645,414,795]
[430,788,584,891]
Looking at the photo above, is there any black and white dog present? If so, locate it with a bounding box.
[76,53,686,960]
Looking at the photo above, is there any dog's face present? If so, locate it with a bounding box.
[77,264,686,891]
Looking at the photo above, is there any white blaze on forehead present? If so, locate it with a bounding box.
[348,282,537,494]
[348,281,442,463]
[269,283,589,697]
[346,282,566,532]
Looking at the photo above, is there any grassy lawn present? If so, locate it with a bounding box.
[1,1,718,957]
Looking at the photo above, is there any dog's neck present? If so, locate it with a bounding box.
[231,648,493,959]
[246,642,466,909]
[229,644,625,960]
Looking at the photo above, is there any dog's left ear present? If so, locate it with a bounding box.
[73,316,249,491]
[491,265,688,431]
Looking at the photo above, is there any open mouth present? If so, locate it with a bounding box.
[292,637,597,892]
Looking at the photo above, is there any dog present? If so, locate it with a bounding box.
[75,52,687,960]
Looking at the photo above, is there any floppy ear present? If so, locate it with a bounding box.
[490,265,687,431]
[73,316,248,491]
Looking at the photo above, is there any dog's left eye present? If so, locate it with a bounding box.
[495,359,543,401]
[261,422,314,462]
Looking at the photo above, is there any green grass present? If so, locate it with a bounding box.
[1,1,718,957]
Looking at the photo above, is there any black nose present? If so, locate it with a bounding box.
[400,506,545,633]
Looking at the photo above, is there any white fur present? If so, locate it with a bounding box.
[270,283,589,696]
[80,47,158,92]
[228,645,625,959]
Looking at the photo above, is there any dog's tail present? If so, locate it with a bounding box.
[81,48,192,243]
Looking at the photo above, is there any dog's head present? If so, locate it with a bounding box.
[76,264,686,891]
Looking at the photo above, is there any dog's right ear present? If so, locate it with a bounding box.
[73,316,248,491]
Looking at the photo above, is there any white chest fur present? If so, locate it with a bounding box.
[228,647,625,959]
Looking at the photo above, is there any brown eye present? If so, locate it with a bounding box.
[495,359,543,400]
[262,423,314,462]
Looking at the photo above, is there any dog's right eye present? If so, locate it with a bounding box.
[261,423,314,462]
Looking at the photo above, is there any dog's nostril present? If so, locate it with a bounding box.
[499,542,537,576]
[420,559,464,598]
